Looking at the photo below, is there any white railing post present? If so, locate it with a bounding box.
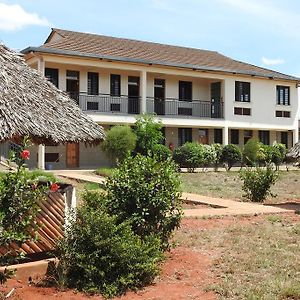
[140,70,147,113]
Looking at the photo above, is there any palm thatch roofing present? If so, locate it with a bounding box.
[0,44,105,145]
[286,142,300,160]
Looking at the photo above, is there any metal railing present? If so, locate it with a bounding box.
[146,97,223,118]
[78,93,140,114]
[76,93,223,119]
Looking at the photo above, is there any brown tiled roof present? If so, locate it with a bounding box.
[23,28,299,81]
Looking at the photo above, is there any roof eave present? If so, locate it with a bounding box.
[21,47,300,82]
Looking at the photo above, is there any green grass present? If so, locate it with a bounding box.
[95,167,115,178]
[180,170,300,202]
[176,216,300,299]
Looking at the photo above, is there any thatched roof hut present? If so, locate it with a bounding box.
[286,142,300,160]
[0,44,105,145]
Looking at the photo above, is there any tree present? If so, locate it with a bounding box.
[102,125,136,164]
[134,114,163,156]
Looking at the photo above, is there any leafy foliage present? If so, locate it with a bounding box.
[151,144,172,162]
[243,138,261,165]
[211,143,223,171]
[105,154,182,247]
[221,144,242,170]
[102,125,137,164]
[239,165,279,202]
[57,197,163,298]
[134,114,163,156]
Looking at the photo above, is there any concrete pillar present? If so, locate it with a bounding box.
[38,144,45,170]
[223,126,229,145]
[293,128,299,145]
[140,70,147,113]
[37,57,45,170]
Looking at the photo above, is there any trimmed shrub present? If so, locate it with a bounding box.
[173,142,204,172]
[243,138,261,165]
[105,154,182,247]
[151,144,172,162]
[134,114,163,156]
[202,144,217,167]
[221,144,242,170]
[102,125,137,164]
[57,201,163,298]
[211,143,223,171]
[239,165,279,202]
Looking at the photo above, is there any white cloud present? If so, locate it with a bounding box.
[262,57,285,66]
[0,3,50,31]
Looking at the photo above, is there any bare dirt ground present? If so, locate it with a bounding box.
[1,213,299,300]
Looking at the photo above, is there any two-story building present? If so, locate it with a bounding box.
[21,28,299,169]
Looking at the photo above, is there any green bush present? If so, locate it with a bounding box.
[57,200,162,298]
[211,143,223,171]
[221,144,242,170]
[239,165,279,202]
[272,142,287,168]
[102,125,137,164]
[134,114,163,156]
[243,138,261,165]
[202,144,217,167]
[173,142,204,172]
[151,144,172,162]
[105,154,182,247]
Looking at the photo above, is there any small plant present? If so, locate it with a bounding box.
[239,165,279,202]
[211,143,223,171]
[102,125,137,164]
[105,154,182,248]
[221,144,242,170]
[151,144,172,162]
[243,138,261,165]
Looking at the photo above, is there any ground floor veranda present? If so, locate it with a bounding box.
[0,126,296,170]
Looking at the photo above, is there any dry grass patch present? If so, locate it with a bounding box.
[180,170,300,203]
[176,215,300,299]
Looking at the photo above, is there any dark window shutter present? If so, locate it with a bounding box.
[88,72,99,95]
[45,68,59,88]
[110,74,121,96]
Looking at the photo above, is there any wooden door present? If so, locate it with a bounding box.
[154,79,165,115]
[66,143,79,168]
[211,82,221,118]
[198,129,208,144]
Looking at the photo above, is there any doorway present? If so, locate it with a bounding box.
[66,70,79,104]
[211,82,221,118]
[198,129,208,144]
[66,143,79,168]
[154,79,165,115]
[128,76,139,114]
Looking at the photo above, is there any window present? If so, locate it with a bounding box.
[88,72,99,95]
[110,74,121,97]
[214,129,223,144]
[178,128,192,146]
[276,86,290,105]
[234,107,251,115]
[281,132,288,148]
[275,110,290,118]
[45,153,59,163]
[230,129,239,144]
[235,81,250,102]
[179,81,192,101]
[259,130,270,145]
[45,68,59,88]
[244,130,253,144]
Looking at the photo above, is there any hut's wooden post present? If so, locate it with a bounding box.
[38,144,45,170]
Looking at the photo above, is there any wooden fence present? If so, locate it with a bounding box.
[0,184,76,258]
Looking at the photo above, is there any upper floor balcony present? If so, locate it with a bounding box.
[77,93,224,119]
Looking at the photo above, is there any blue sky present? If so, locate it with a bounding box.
[1,0,300,77]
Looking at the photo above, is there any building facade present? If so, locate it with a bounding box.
[20,28,299,169]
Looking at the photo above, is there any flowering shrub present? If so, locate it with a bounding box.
[0,137,47,269]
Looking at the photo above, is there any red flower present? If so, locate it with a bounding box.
[20,150,30,160]
[50,183,60,192]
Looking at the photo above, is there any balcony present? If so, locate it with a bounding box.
[77,93,223,119]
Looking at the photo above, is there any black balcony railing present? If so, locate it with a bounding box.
[78,93,140,114]
[77,93,224,119]
[146,97,223,118]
